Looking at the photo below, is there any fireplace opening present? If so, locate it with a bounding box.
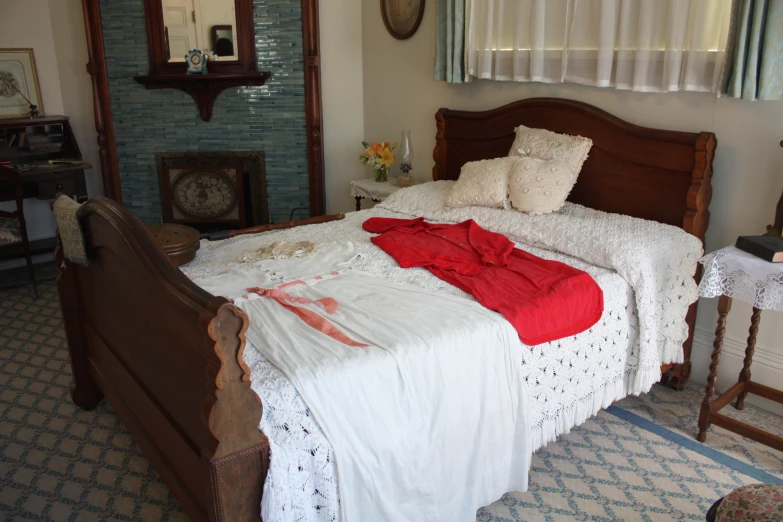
[156,152,268,233]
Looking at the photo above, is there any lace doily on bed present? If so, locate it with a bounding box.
[699,246,783,311]
[183,207,639,522]
[238,240,317,263]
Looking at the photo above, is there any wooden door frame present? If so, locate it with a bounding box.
[80,0,326,216]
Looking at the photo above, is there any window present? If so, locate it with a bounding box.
[465,0,732,92]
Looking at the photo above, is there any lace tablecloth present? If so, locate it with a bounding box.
[698,246,783,311]
[349,178,401,200]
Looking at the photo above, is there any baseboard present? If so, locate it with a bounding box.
[26,228,56,242]
[693,327,783,372]
[691,327,783,415]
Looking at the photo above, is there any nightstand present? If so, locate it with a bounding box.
[350,179,401,211]
[696,246,783,450]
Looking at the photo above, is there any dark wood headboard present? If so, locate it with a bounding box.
[432,97,716,243]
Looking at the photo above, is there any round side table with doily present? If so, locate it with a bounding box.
[696,245,783,449]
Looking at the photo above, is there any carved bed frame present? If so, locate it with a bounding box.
[56,98,715,521]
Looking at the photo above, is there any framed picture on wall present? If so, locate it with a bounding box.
[0,48,44,119]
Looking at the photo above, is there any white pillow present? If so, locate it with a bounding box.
[508,157,575,215]
[508,124,592,179]
[445,157,519,209]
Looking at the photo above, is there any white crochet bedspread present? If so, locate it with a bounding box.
[379,181,703,394]
[181,181,701,522]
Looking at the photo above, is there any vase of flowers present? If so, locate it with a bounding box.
[360,141,397,182]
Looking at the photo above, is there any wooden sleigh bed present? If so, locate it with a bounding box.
[55,98,716,522]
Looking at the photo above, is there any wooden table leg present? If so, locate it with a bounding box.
[698,295,732,442]
[735,307,762,410]
[355,196,362,211]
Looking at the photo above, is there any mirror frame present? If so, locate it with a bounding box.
[142,0,256,75]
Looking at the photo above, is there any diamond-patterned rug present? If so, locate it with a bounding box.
[1,281,782,521]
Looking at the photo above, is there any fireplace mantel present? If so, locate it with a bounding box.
[134,72,271,122]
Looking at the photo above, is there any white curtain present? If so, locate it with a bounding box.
[466,0,733,92]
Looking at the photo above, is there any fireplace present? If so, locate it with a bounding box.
[156,152,268,232]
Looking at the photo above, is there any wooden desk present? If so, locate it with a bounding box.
[0,163,90,203]
[0,116,92,262]
[0,116,90,203]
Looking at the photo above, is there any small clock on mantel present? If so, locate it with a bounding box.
[185,50,208,75]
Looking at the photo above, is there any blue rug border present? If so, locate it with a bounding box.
[606,405,783,485]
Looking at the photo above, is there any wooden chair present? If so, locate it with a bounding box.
[0,166,37,299]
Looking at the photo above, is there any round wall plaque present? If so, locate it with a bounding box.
[381,0,425,40]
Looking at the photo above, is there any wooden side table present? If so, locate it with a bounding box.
[696,246,783,450]
[350,179,401,211]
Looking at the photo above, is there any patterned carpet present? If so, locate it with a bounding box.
[1,280,782,521]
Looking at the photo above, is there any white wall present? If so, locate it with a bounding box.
[0,0,64,242]
[321,0,365,214]
[0,0,100,250]
[360,2,783,410]
[48,1,101,199]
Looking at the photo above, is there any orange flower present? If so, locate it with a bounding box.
[372,142,384,154]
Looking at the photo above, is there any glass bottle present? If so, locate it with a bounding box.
[397,130,415,187]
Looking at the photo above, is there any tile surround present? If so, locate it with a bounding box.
[100,0,309,224]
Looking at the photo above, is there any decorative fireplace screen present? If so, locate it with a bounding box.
[156,152,268,230]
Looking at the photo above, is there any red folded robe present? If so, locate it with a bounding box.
[363,217,604,345]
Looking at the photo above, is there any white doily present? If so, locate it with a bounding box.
[699,246,783,311]
[349,179,400,201]
[238,240,317,263]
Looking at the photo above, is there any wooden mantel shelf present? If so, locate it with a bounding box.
[134,72,271,121]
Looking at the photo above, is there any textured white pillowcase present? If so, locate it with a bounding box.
[444,157,519,209]
[508,124,593,181]
[508,157,575,215]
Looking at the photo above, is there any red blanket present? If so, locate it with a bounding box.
[363,217,603,345]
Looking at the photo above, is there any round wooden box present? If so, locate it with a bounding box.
[145,223,200,266]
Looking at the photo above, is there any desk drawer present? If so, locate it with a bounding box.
[37,175,78,199]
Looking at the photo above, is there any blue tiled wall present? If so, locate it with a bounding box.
[100,0,308,223]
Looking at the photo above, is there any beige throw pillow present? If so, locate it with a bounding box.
[508,157,575,215]
[445,157,519,209]
[508,125,592,179]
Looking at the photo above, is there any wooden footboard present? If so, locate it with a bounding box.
[56,197,268,522]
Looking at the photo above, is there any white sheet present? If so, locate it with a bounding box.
[238,272,531,522]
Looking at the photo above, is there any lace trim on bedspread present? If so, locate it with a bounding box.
[183,207,641,522]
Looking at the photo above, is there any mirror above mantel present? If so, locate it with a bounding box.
[133,0,270,121]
